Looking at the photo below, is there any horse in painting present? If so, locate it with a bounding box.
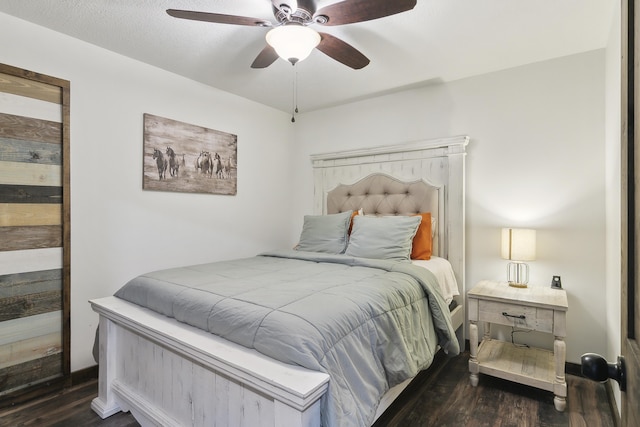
[196,151,213,177]
[166,146,180,177]
[213,153,225,179]
[152,148,167,180]
[224,157,232,179]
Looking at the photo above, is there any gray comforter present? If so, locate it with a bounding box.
[114,249,459,427]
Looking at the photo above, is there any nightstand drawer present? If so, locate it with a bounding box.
[477,300,554,332]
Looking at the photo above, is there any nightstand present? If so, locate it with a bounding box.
[468,280,569,411]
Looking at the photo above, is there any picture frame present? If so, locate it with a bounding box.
[142,113,237,195]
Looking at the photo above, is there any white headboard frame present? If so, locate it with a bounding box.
[310,135,469,324]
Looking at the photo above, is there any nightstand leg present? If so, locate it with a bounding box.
[482,321,491,342]
[469,320,479,386]
[553,336,567,411]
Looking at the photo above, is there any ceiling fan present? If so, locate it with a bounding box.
[167,0,417,69]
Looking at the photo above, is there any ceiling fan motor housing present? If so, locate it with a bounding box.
[274,2,315,25]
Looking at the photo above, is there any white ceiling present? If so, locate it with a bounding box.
[0,0,616,113]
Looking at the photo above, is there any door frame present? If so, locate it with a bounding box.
[621,1,640,425]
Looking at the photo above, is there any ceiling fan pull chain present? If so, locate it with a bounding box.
[295,63,299,114]
[291,63,298,123]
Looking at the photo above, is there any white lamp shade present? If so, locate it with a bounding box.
[501,228,536,261]
[266,25,320,63]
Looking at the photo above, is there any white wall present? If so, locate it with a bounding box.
[604,1,622,416]
[292,50,607,364]
[0,12,295,371]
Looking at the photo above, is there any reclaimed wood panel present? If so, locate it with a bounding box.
[0,204,61,226]
[0,353,62,396]
[0,161,61,187]
[0,184,62,204]
[0,72,61,104]
[0,113,61,145]
[0,311,61,346]
[0,269,62,320]
[0,310,62,391]
[0,137,61,165]
[0,225,62,251]
[0,290,61,322]
[0,269,62,297]
[0,248,62,276]
[0,92,61,122]
[0,332,61,370]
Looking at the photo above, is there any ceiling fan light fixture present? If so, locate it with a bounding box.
[266,24,320,64]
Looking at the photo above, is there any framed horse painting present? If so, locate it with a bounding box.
[142,113,237,195]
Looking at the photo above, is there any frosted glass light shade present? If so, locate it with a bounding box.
[266,25,320,64]
[501,228,536,261]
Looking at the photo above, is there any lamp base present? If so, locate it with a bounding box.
[506,262,529,288]
[508,282,528,288]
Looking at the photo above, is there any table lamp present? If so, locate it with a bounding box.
[501,228,536,288]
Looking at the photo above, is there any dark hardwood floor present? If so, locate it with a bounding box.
[0,352,615,427]
[374,352,615,427]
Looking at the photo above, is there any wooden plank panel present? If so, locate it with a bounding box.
[0,353,62,395]
[0,72,61,104]
[0,269,61,298]
[0,161,61,187]
[0,225,62,251]
[135,335,153,400]
[0,184,62,204]
[0,137,61,165]
[191,362,216,426]
[0,92,61,122]
[243,386,274,427]
[0,311,61,346]
[214,373,232,425]
[0,113,61,145]
[0,248,62,276]
[170,351,192,424]
[0,204,61,227]
[0,289,61,322]
[0,332,61,370]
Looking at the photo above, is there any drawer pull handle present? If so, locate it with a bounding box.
[502,312,526,319]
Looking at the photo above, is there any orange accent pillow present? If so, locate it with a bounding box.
[411,212,432,260]
[348,210,360,235]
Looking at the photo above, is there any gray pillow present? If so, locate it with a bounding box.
[295,210,353,254]
[345,215,422,261]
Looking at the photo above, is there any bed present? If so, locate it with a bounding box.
[90,135,469,427]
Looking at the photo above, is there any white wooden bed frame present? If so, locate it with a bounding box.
[90,135,469,427]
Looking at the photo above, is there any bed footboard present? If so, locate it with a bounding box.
[90,296,330,427]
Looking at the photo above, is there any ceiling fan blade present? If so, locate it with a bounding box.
[167,9,272,27]
[316,32,369,69]
[251,45,280,68]
[314,0,416,26]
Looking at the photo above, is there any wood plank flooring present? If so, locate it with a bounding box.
[0,351,614,427]
[374,352,615,427]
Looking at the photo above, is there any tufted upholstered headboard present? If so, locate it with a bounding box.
[311,135,467,265]
[326,173,442,255]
